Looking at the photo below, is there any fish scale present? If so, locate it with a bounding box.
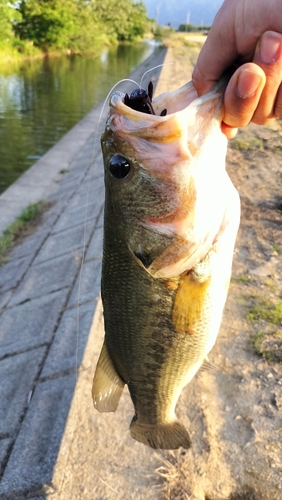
[92,79,240,449]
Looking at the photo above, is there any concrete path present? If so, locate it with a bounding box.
[0,47,167,500]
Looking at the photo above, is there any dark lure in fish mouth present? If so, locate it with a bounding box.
[124,81,167,116]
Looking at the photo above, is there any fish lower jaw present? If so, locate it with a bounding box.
[130,417,191,450]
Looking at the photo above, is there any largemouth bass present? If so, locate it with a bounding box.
[92,79,240,450]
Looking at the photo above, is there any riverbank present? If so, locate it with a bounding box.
[0,39,132,68]
[0,40,158,198]
[0,47,168,499]
[0,37,281,500]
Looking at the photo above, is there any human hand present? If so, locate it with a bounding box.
[192,0,282,138]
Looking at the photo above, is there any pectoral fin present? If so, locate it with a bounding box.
[172,272,210,334]
[92,342,125,412]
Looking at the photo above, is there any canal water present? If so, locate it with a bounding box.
[0,42,157,195]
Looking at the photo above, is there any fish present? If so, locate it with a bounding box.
[92,78,240,450]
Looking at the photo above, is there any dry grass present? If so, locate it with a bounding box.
[155,449,195,500]
[155,453,266,500]
[163,32,206,50]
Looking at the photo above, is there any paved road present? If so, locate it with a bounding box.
[0,46,167,500]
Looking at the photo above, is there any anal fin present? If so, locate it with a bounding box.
[199,356,217,372]
[92,342,125,412]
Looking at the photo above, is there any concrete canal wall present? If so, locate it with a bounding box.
[0,47,167,499]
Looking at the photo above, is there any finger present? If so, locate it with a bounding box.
[221,124,238,140]
[251,31,282,123]
[274,82,282,117]
[192,4,240,96]
[222,63,266,129]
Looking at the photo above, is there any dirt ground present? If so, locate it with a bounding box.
[153,35,282,500]
[50,35,282,500]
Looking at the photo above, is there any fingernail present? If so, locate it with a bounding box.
[259,32,281,63]
[236,70,262,99]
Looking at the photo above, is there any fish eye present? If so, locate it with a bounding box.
[109,154,131,179]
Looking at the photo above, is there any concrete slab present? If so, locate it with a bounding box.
[0,290,12,312]
[45,181,78,204]
[0,347,47,436]
[0,437,13,475]
[9,254,78,306]
[34,201,64,230]
[65,179,104,211]
[49,171,87,196]
[0,290,68,358]
[51,200,100,235]
[0,375,76,499]
[32,220,95,265]
[11,228,50,260]
[0,253,35,293]
[67,257,102,308]
[96,206,104,228]
[85,225,103,262]
[41,302,96,379]
[74,156,104,182]
[27,497,46,500]
[55,169,86,187]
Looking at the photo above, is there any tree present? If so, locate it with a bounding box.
[90,0,149,42]
[13,0,106,51]
[3,0,149,54]
[0,1,21,48]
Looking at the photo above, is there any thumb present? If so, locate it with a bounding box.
[192,3,240,95]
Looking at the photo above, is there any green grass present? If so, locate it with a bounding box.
[0,201,46,266]
[247,297,282,362]
[252,329,265,352]
[272,243,282,254]
[251,329,282,362]
[231,137,264,151]
[232,274,252,284]
[247,300,282,325]
[264,278,277,292]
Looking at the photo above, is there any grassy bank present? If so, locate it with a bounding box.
[0,201,48,266]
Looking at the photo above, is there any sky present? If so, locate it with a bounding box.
[143,0,225,28]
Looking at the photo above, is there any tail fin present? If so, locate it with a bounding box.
[130,417,192,450]
[92,341,125,412]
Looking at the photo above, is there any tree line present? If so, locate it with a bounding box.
[178,23,211,33]
[0,0,150,56]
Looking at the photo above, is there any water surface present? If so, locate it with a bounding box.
[0,42,157,194]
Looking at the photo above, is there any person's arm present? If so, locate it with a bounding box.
[192,0,282,138]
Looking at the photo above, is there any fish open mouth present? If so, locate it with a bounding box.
[110,77,227,118]
[107,78,228,155]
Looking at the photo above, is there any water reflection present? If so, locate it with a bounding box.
[0,42,157,194]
